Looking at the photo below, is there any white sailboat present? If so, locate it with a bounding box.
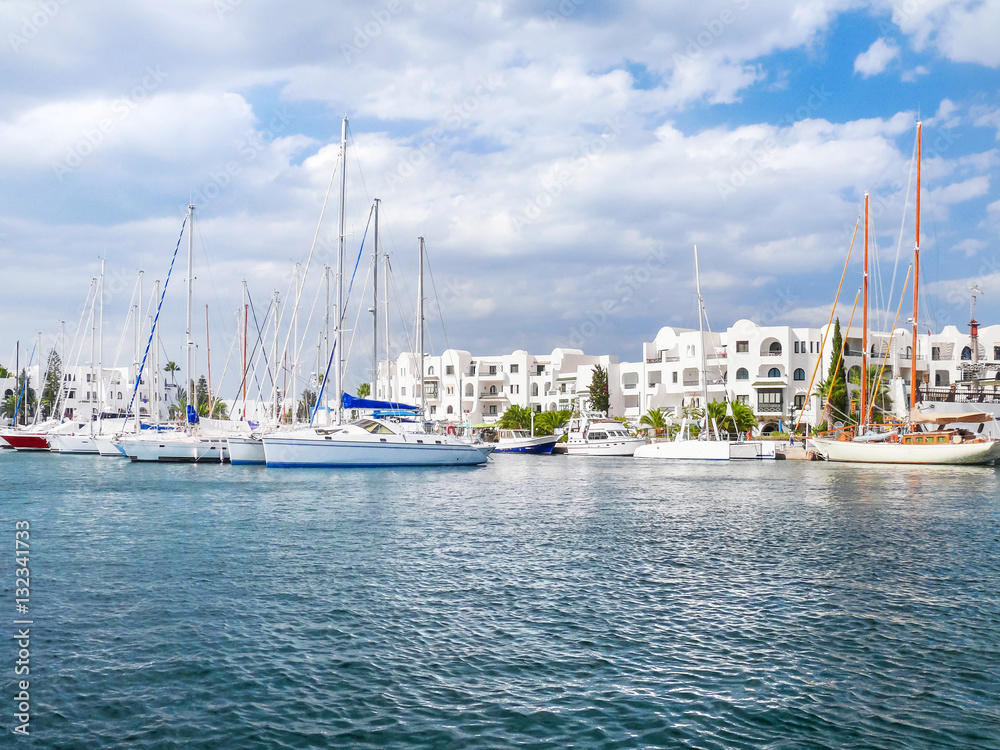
[812,122,1000,465]
[635,246,770,461]
[261,118,489,468]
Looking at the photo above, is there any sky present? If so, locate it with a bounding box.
[1,0,999,397]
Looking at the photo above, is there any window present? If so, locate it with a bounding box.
[758,390,782,405]
[489,365,498,375]
[536,365,545,375]
[430,405,437,414]
[736,341,748,353]
[794,394,805,409]
[736,394,749,405]
[401,387,406,396]
[427,366,435,376]
[961,346,972,360]
[809,341,814,353]
[446,386,454,395]
[531,383,538,397]
[672,372,678,383]
[793,368,805,381]
[768,368,780,378]
[489,385,497,395]
[794,342,800,353]
[932,347,941,361]
[995,346,1000,361]
[446,365,454,375]
[769,342,782,355]
[469,364,476,375]
[465,383,473,396]
[736,368,749,380]
[447,405,454,414]
[489,405,497,415]
[510,364,519,373]
[800,341,806,352]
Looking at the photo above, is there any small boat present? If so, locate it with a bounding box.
[559,412,647,456]
[227,435,266,465]
[493,429,558,454]
[120,432,230,463]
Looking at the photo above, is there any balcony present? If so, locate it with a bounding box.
[756,403,783,413]
[479,391,508,401]
[623,383,638,390]
[682,379,700,387]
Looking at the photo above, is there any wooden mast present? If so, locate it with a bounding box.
[910,121,921,410]
[861,192,869,432]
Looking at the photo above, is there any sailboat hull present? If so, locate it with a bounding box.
[812,437,1000,465]
[228,436,266,465]
[262,434,488,467]
[120,435,229,463]
[49,434,100,454]
[1,433,50,451]
[634,439,774,460]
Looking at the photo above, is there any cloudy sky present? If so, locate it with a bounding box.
[2,0,999,395]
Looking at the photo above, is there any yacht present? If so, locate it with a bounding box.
[558,413,647,456]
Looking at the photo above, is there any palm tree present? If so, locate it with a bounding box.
[498,404,534,430]
[164,361,180,386]
[706,399,756,438]
[534,409,572,436]
[356,383,371,398]
[849,364,893,424]
[639,407,668,436]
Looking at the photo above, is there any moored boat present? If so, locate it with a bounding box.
[493,429,558,454]
[559,412,647,456]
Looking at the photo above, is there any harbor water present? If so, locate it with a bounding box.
[2,452,999,748]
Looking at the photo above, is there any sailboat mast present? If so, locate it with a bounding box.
[861,192,869,431]
[384,252,390,399]
[910,121,922,410]
[418,236,425,417]
[185,203,195,424]
[335,116,347,425]
[372,198,379,396]
[98,258,105,430]
[694,245,711,438]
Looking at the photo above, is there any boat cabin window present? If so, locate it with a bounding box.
[356,419,396,435]
[587,431,608,440]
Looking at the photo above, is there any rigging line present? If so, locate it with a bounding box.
[58,280,97,419]
[886,134,918,316]
[866,264,911,427]
[386,258,416,357]
[196,225,231,341]
[123,213,188,425]
[342,262,374,394]
[796,216,860,430]
[108,273,144,378]
[346,122,374,211]
[821,287,861,429]
[424,245,451,353]
[233,296,275,407]
[243,303,275,411]
[11,340,37,426]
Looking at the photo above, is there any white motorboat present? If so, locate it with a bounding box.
[120,432,229,463]
[493,429,558,454]
[559,413,647,456]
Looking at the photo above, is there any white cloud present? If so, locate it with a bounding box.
[854,38,900,77]
[886,0,1000,67]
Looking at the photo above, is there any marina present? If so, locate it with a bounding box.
[3,451,998,748]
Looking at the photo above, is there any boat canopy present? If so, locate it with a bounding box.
[341,393,419,411]
[910,409,992,425]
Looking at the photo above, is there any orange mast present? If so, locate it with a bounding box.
[910,122,921,410]
[861,192,869,432]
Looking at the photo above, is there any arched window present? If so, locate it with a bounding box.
[489,385,497,395]
[446,405,453,414]
[769,342,781,355]
[465,383,473,396]
[768,368,780,378]
[905,346,912,358]
[427,366,435,375]
[531,383,538,397]
[793,368,805,381]
[961,346,972,360]
[736,368,748,380]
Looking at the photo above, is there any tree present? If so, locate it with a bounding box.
[40,349,63,419]
[356,382,371,398]
[498,404,534,430]
[586,364,610,414]
[169,387,187,420]
[639,407,668,436]
[849,364,893,424]
[0,364,10,378]
[297,388,317,421]
[534,409,572,436]
[1,370,37,425]
[164,361,180,385]
[706,399,757,438]
[820,318,849,425]
[195,376,210,416]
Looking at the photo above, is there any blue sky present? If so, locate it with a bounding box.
[1,0,998,397]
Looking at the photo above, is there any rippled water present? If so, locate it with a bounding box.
[2,452,999,748]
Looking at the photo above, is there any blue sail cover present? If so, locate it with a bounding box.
[187,404,200,424]
[341,393,419,411]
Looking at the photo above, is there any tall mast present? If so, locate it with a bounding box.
[417,236,425,417]
[372,198,380,396]
[694,245,711,438]
[384,252,391,399]
[910,121,922,411]
[335,116,347,425]
[153,279,161,425]
[185,203,195,425]
[242,281,249,419]
[861,192,869,431]
[135,271,142,429]
[323,264,330,419]
[272,291,279,422]
[97,258,105,430]
[89,278,96,424]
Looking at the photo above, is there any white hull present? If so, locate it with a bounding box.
[94,437,128,457]
[228,436,266,465]
[563,437,647,456]
[634,439,774,460]
[262,429,488,467]
[120,434,229,463]
[49,434,100,454]
[812,437,1000,465]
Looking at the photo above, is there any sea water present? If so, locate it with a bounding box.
[1,451,998,748]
